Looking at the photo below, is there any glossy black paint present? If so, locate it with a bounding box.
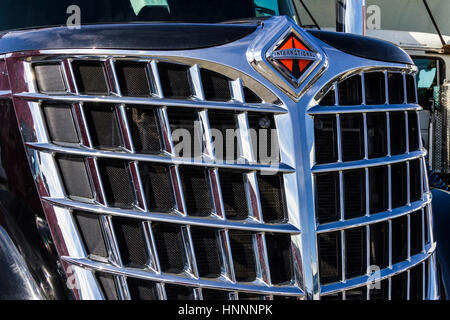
[0,100,68,300]
[308,30,414,65]
[0,23,258,54]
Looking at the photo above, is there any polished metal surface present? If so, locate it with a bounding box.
[336,0,366,35]
[6,16,438,300]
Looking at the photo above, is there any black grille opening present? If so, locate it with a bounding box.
[191,227,221,278]
[219,170,248,220]
[152,223,186,274]
[127,107,162,154]
[43,104,79,145]
[72,61,109,95]
[56,155,93,201]
[127,278,158,300]
[179,166,212,217]
[140,164,175,212]
[345,227,367,279]
[238,293,265,300]
[84,104,122,150]
[391,162,408,208]
[319,88,335,106]
[202,289,228,300]
[244,87,263,104]
[391,272,408,299]
[34,63,66,93]
[343,169,366,219]
[314,115,338,164]
[410,264,424,300]
[113,218,148,267]
[364,72,386,105]
[410,159,422,202]
[389,111,406,155]
[388,72,405,104]
[96,272,118,300]
[338,75,362,105]
[158,62,191,99]
[266,234,293,284]
[370,221,389,269]
[392,216,408,264]
[167,107,202,159]
[74,211,107,259]
[316,172,340,224]
[229,231,257,282]
[369,279,389,300]
[321,292,343,300]
[341,114,364,162]
[98,159,135,208]
[200,69,231,101]
[115,61,150,97]
[318,231,342,284]
[408,111,420,151]
[346,286,367,300]
[208,110,238,161]
[410,210,423,255]
[367,113,387,159]
[425,208,429,244]
[165,284,194,300]
[257,174,286,223]
[248,113,280,164]
[369,166,388,214]
[406,74,417,103]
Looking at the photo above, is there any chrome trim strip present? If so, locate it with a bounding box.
[307,104,422,115]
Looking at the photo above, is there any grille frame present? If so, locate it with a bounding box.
[6,16,438,300]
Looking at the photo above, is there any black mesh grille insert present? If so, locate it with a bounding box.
[340,114,364,162]
[229,231,256,282]
[244,87,263,103]
[179,166,212,217]
[43,104,79,144]
[257,174,286,223]
[140,164,175,212]
[406,74,417,103]
[239,293,265,300]
[389,111,406,155]
[346,286,367,300]
[318,231,342,284]
[74,211,107,258]
[338,75,362,105]
[248,113,279,163]
[321,292,343,300]
[391,271,408,299]
[152,223,186,274]
[410,159,422,202]
[127,107,161,153]
[202,289,228,300]
[314,115,338,164]
[370,221,389,269]
[72,61,109,95]
[168,108,202,158]
[367,113,387,159]
[127,278,158,300]
[56,155,93,200]
[266,234,293,284]
[165,284,194,300]
[410,210,423,255]
[316,172,340,224]
[97,272,118,300]
[191,227,221,278]
[410,264,424,300]
[208,110,238,161]
[115,61,150,97]
[392,216,408,264]
[98,159,135,208]
[345,227,366,279]
[200,69,231,101]
[369,279,389,300]
[158,62,191,99]
[113,217,148,267]
[388,72,405,104]
[84,104,122,150]
[219,170,248,220]
[369,166,388,214]
[364,72,386,105]
[34,64,66,93]
[408,111,420,151]
[343,169,365,219]
[391,162,408,208]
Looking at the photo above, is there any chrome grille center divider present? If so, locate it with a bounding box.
[5,16,438,300]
